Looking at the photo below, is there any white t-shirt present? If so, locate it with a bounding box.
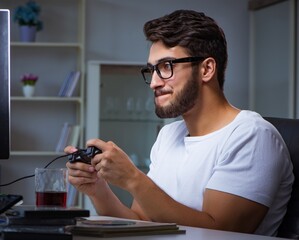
[147,110,294,236]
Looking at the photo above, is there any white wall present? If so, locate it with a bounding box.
[85,0,250,109]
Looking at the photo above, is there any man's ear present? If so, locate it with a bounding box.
[201,57,216,83]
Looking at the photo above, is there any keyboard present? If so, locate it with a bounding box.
[0,194,23,214]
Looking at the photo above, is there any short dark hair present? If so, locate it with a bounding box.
[143,10,228,90]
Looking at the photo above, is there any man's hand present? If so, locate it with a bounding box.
[65,145,108,198]
[87,139,142,190]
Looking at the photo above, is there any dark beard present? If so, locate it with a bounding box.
[155,72,199,118]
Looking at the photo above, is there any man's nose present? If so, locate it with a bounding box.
[150,71,165,89]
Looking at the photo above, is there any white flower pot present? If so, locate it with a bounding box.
[23,85,35,97]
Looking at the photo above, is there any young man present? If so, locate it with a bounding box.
[65,10,294,236]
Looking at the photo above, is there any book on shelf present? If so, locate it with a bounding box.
[55,123,80,152]
[55,122,71,152]
[58,71,81,97]
[68,125,80,147]
[58,72,72,97]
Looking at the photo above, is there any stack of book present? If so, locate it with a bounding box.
[58,71,81,97]
[65,217,186,237]
[56,122,80,152]
[1,206,90,240]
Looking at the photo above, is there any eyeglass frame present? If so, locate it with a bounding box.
[141,56,206,84]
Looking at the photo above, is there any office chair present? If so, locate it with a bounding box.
[264,117,299,239]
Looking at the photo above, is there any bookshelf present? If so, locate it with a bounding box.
[0,0,85,206]
[6,0,86,155]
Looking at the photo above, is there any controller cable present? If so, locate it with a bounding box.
[0,154,69,187]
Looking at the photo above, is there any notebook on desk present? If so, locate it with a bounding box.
[65,218,186,237]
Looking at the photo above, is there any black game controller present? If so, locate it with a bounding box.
[68,146,102,164]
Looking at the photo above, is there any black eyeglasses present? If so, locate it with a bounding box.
[141,56,206,84]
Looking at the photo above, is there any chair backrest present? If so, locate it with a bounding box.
[264,117,299,239]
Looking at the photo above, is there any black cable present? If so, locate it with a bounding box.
[0,154,70,187]
[44,154,69,168]
[0,174,35,187]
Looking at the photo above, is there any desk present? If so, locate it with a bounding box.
[72,216,289,240]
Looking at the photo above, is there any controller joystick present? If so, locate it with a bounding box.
[68,146,102,164]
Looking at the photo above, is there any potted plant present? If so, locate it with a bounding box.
[21,73,38,97]
[13,1,43,42]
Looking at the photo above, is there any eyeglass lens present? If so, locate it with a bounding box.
[142,61,173,84]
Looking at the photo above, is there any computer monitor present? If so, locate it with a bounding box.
[0,9,10,159]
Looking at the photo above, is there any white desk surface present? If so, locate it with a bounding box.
[72,216,289,240]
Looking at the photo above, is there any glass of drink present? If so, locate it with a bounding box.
[35,168,68,207]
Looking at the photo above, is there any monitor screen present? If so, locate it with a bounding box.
[0,9,10,159]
